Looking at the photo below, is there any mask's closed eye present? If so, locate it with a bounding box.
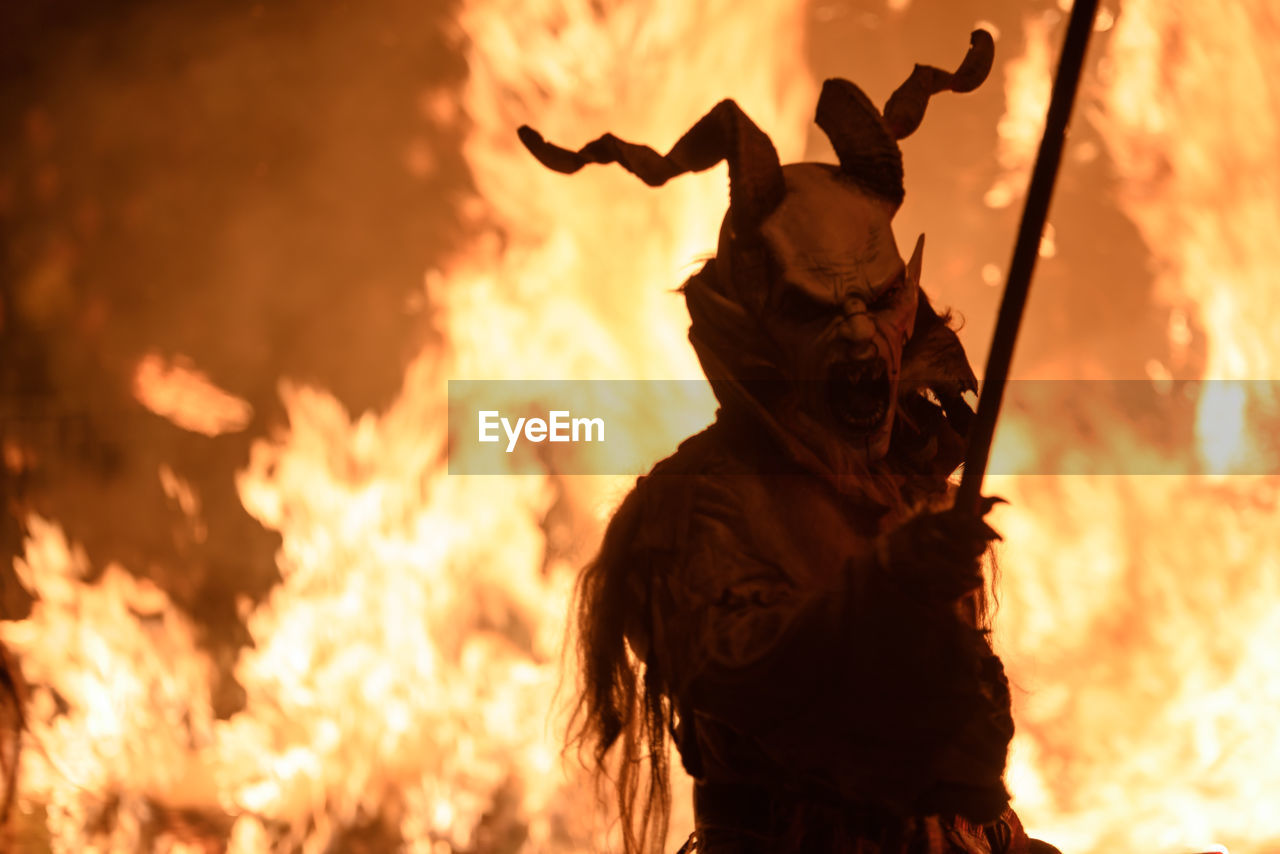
[775,285,834,325]
[871,272,906,311]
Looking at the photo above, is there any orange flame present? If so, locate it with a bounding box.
[133,353,253,438]
[8,0,811,850]
[988,2,1280,852]
[8,1,1280,852]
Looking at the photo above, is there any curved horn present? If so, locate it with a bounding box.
[883,29,995,140]
[815,29,995,209]
[814,78,905,207]
[517,99,785,233]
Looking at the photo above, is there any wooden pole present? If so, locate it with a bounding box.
[956,0,1101,513]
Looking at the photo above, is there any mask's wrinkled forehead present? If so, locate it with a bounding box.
[758,163,904,302]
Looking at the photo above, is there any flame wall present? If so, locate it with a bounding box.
[2,1,1279,852]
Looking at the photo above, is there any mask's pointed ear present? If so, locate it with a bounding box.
[900,230,977,434]
[906,233,925,287]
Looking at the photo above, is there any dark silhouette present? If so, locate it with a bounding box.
[523,30,1059,854]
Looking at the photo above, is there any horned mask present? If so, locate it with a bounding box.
[520,31,993,485]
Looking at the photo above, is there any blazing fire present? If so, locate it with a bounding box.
[989,3,1280,853]
[4,1,1280,853]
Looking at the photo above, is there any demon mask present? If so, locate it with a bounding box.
[520,31,993,488]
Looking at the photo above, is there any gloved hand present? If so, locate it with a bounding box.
[877,496,1005,602]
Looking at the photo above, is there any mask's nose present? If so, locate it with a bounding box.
[840,305,879,360]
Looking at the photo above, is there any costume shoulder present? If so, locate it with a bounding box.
[620,421,747,557]
[593,422,744,667]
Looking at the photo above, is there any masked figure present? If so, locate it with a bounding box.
[521,31,1056,854]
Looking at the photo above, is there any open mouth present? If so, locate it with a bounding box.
[828,360,892,434]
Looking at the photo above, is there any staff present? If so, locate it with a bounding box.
[957,0,1100,512]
